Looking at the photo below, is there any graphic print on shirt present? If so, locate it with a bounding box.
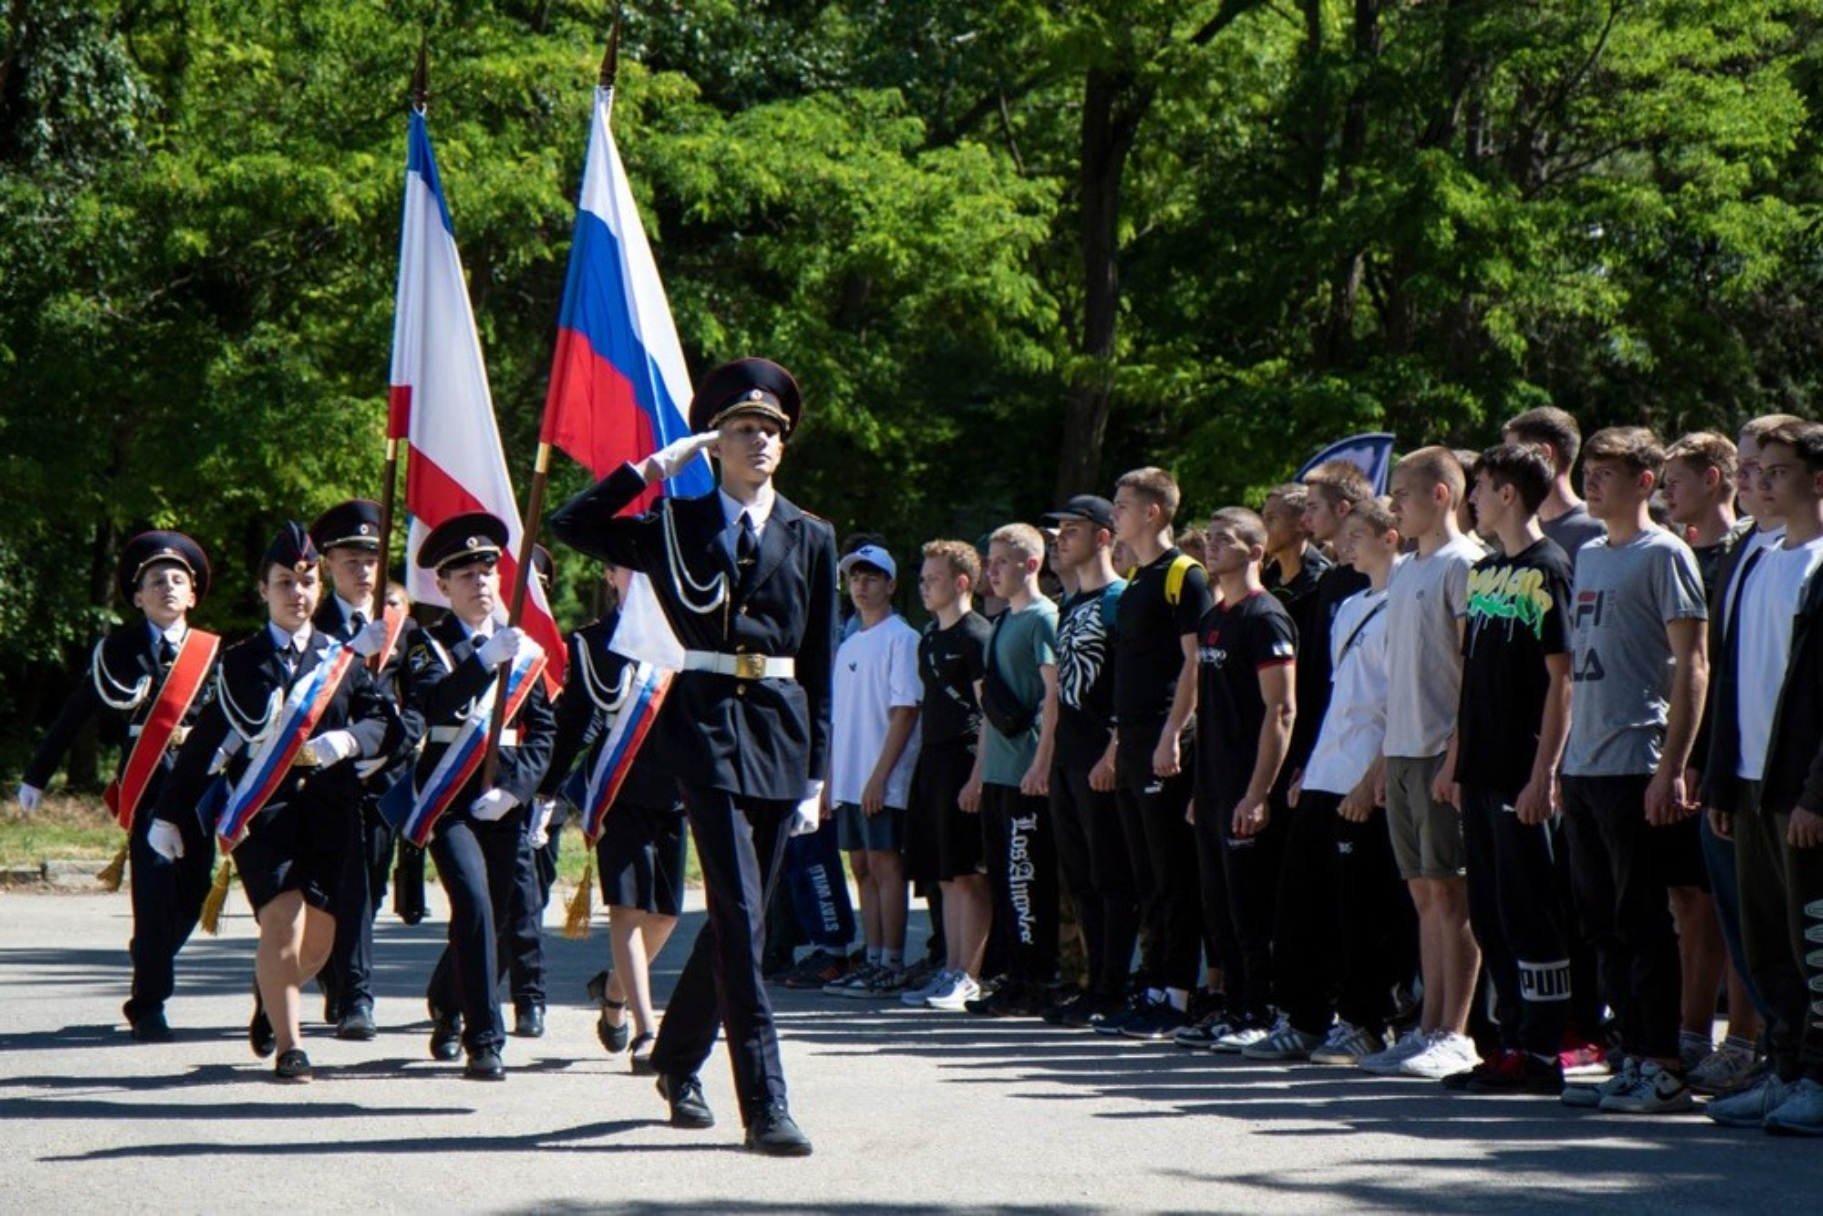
[1057,594,1112,710]
[1466,563,1556,643]
[1570,588,1606,682]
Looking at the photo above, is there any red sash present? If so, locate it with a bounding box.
[369,603,408,673]
[104,630,220,829]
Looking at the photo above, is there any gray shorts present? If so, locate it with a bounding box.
[1384,754,1466,880]
[835,802,906,853]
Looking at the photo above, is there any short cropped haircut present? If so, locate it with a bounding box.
[1394,446,1467,506]
[1176,526,1207,563]
[1476,442,1554,516]
[1115,467,1182,527]
[1302,459,1375,508]
[1664,432,1738,492]
[1503,406,1582,472]
[1740,413,1805,445]
[1343,496,1398,537]
[1760,420,1823,475]
[1582,426,1665,478]
[921,539,982,586]
[1263,483,1309,514]
[1207,507,1267,550]
[988,523,1047,564]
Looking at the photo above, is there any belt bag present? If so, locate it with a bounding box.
[680,650,795,680]
[979,664,1037,738]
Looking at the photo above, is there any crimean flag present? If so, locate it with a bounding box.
[540,84,711,504]
[388,110,565,684]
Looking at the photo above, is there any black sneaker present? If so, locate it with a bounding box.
[1466,1050,1565,1096]
[963,975,1009,1016]
[1094,994,1157,1037]
[984,980,1048,1018]
[1043,990,1093,1026]
[1119,1000,1189,1040]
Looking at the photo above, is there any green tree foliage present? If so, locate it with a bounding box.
[6,0,1823,777]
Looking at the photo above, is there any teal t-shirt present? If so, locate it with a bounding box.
[982,598,1059,786]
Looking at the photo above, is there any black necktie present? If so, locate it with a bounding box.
[157,637,176,669]
[280,644,298,680]
[350,610,367,632]
[736,512,759,569]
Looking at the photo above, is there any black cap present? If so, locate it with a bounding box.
[263,522,319,575]
[416,512,508,573]
[687,357,802,436]
[531,543,554,588]
[118,531,211,603]
[1041,494,1116,531]
[310,499,383,552]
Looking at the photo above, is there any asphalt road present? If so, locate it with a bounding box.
[2,885,1818,1213]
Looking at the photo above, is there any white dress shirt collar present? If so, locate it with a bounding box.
[719,485,776,537]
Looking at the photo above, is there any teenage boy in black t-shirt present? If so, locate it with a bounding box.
[1447,443,1577,1094]
[1191,509,1298,1053]
[1040,496,1134,1026]
[1095,467,1213,1038]
[902,540,996,1012]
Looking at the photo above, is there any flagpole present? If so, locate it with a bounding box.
[479,9,622,785]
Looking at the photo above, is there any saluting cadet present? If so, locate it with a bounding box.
[542,562,687,1071]
[550,356,836,1157]
[149,523,405,1082]
[309,499,418,1042]
[398,514,555,1081]
[17,531,219,1042]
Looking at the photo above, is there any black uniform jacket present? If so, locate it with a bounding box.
[153,625,407,831]
[397,613,556,820]
[548,463,837,803]
[540,612,679,812]
[313,596,420,793]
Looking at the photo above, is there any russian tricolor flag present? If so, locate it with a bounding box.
[540,85,710,501]
[388,110,565,682]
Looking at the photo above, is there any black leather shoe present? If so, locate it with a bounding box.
[250,996,276,1060]
[513,1003,545,1039]
[274,1049,313,1082]
[464,1048,505,1081]
[744,1104,813,1157]
[323,997,343,1026]
[597,1003,630,1054]
[656,1073,715,1129]
[129,1010,173,1043]
[336,1005,378,1041]
[428,1008,463,1062]
[628,1033,657,1074]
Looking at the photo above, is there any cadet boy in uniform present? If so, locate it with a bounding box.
[549,357,835,1157]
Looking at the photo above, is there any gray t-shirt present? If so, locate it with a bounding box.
[1563,526,1708,777]
[1383,534,1481,758]
[1543,504,1606,578]
[982,599,1059,787]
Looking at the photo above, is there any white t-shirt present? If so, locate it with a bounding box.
[1304,580,1395,796]
[829,614,923,807]
[1735,534,1823,780]
[1383,535,1480,758]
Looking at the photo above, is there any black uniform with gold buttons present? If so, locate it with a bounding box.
[549,357,836,1137]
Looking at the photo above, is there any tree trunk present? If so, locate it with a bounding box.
[1055,66,1144,499]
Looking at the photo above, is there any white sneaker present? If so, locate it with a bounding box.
[924,971,980,1012]
[1563,1057,1637,1108]
[1358,1029,1429,1075]
[900,968,954,1006]
[1598,1060,1693,1115]
[1399,1032,1480,1080]
[1688,1042,1762,1095]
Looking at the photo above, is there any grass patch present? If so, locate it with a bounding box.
[0,794,125,869]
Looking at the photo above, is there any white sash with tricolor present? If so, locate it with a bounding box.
[578,660,672,846]
[217,642,359,850]
[398,643,547,848]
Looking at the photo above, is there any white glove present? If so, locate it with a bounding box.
[789,780,824,837]
[528,798,555,848]
[148,819,185,861]
[16,783,43,814]
[470,788,518,822]
[477,627,524,668]
[642,431,720,483]
[349,617,392,658]
[304,730,361,767]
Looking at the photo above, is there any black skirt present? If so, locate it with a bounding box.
[594,798,687,917]
[233,791,358,914]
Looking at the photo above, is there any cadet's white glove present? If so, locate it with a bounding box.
[529,798,555,849]
[789,780,824,837]
[642,431,720,483]
[148,820,185,861]
[304,730,361,767]
[477,627,523,669]
[16,783,43,814]
[349,617,392,658]
[470,788,518,822]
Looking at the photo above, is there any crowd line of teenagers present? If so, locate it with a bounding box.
[18,381,1823,1150]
